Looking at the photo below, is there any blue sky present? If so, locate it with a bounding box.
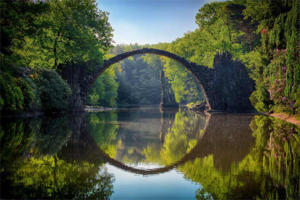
[97,0,224,45]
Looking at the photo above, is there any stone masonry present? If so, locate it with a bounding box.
[61,48,255,112]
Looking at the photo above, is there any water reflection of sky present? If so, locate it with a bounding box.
[123,163,164,169]
[106,164,200,200]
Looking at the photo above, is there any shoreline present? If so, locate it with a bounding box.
[84,106,116,112]
[267,113,300,126]
[2,107,300,127]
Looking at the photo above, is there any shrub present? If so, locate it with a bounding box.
[250,83,272,112]
[250,43,300,115]
[36,69,71,111]
[14,77,35,111]
[23,77,42,110]
[0,97,4,110]
[293,86,300,115]
[0,72,24,111]
[87,92,100,106]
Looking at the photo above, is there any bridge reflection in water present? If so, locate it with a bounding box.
[61,111,255,175]
[1,109,300,199]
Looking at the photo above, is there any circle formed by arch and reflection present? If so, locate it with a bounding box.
[89,113,212,176]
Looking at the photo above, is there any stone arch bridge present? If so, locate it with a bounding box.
[61,48,255,112]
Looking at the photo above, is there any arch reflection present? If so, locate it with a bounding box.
[58,109,255,176]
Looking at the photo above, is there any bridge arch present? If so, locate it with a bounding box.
[62,48,255,112]
[98,48,212,109]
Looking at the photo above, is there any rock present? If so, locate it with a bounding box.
[159,71,179,109]
[189,101,207,112]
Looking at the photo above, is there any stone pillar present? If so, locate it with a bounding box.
[209,53,255,112]
[60,62,99,111]
[159,71,179,109]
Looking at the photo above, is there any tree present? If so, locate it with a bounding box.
[10,0,113,69]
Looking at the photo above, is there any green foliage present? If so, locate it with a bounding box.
[0,116,115,199]
[88,93,100,106]
[3,155,114,199]
[86,109,206,166]
[250,42,300,114]
[243,0,300,115]
[87,67,119,107]
[141,110,206,165]
[1,0,299,116]
[293,86,300,115]
[0,120,33,165]
[23,76,42,110]
[163,56,204,104]
[88,112,120,158]
[20,0,112,68]
[0,97,4,110]
[37,69,71,111]
[160,110,203,164]
[0,69,45,112]
[0,72,24,111]
[116,52,161,105]
[34,117,72,155]
[250,83,272,112]
[0,0,113,113]
[193,1,251,65]
[90,43,204,107]
[0,0,47,56]
[14,77,35,111]
[178,115,300,199]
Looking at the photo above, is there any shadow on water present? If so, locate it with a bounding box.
[0,109,300,199]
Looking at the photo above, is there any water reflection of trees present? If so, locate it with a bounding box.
[2,113,299,199]
[177,115,300,199]
[0,116,115,199]
[143,110,206,165]
[87,112,121,158]
[87,109,206,166]
[0,120,35,165]
[2,156,114,199]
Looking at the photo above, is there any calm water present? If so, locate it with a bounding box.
[1,107,300,199]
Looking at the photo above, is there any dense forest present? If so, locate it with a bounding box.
[1,0,300,117]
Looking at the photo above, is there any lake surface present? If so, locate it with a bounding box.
[1,107,300,199]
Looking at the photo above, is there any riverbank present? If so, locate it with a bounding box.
[267,113,300,126]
